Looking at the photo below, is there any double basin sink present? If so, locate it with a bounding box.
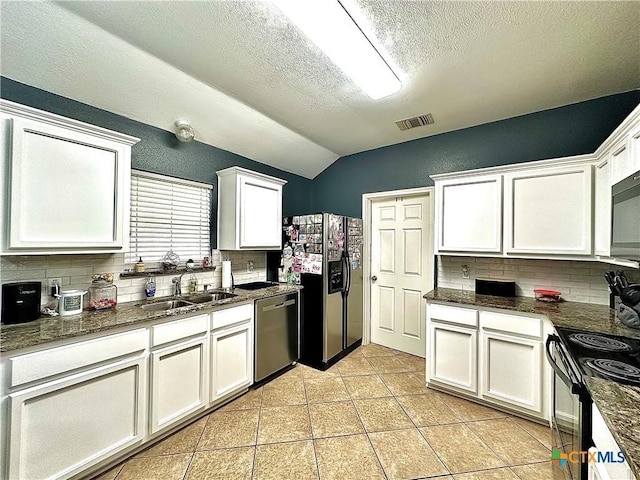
[138,291,237,312]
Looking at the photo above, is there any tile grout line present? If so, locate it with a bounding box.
[249,386,265,479]
[338,355,390,480]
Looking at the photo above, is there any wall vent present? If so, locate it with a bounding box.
[395,113,435,131]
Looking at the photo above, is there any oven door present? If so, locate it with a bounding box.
[545,334,592,480]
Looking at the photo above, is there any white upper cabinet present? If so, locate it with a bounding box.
[609,138,631,185]
[504,163,593,255]
[217,167,287,250]
[0,100,139,255]
[436,175,502,253]
[594,158,611,257]
[433,157,594,259]
[630,121,640,177]
[592,105,640,265]
[432,104,640,263]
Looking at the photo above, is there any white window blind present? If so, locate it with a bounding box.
[128,170,212,265]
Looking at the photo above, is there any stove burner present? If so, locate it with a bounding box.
[585,359,640,384]
[568,333,635,353]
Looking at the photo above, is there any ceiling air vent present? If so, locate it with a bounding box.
[395,113,435,131]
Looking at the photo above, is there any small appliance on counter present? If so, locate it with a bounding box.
[1,281,41,324]
[475,278,516,297]
[56,290,88,316]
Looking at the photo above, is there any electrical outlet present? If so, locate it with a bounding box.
[247,260,254,273]
[49,277,62,296]
[461,265,470,279]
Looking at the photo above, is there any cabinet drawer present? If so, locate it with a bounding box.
[428,303,478,327]
[151,314,208,348]
[9,328,147,388]
[480,311,542,338]
[212,304,253,330]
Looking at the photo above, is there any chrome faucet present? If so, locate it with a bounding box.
[173,274,184,296]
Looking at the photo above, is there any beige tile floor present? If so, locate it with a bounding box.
[94,344,565,480]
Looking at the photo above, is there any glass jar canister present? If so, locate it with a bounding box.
[89,279,118,310]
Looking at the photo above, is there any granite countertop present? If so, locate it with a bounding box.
[425,287,640,479]
[1,284,301,353]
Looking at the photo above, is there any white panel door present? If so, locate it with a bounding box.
[150,335,209,434]
[210,321,253,403]
[8,117,129,250]
[427,322,477,394]
[594,158,611,256]
[436,175,502,253]
[7,356,146,480]
[239,176,282,249]
[480,331,542,415]
[504,165,593,255]
[370,193,434,356]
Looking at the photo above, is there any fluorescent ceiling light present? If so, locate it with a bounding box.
[272,0,401,100]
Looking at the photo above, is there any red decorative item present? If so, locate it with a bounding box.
[534,289,561,302]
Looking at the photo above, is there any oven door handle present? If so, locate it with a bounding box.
[545,334,582,394]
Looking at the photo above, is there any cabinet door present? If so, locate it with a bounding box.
[6,117,130,251]
[629,122,640,178]
[436,175,502,253]
[150,335,209,434]
[504,165,592,255]
[427,321,477,394]
[210,321,253,403]
[6,356,146,480]
[480,330,542,416]
[594,159,611,256]
[239,175,282,249]
[609,138,631,185]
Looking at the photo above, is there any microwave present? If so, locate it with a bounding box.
[610,170,640,261]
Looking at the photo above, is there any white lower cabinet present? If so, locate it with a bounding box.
[4,330,147,480]
[1,303,259,480]
[428,321,478,394]
[149,314,209,435]
[589,405,634,480]
[426,302,550,420]
[480,330,542,413]
[210,304,254,404]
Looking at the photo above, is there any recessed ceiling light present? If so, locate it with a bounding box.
[272,0,401,100]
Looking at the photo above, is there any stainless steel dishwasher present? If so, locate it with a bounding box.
[254,292,299,383]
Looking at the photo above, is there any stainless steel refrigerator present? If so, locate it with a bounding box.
[272,213,363,370]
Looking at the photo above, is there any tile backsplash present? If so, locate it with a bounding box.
[1,250,267,307]
[437,256,640,305]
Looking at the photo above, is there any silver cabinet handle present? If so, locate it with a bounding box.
[371,276,377,282]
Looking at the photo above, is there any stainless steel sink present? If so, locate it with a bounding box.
[139,299,194,311]
[187,292,238,304]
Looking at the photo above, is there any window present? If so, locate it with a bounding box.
[128,170,212,265]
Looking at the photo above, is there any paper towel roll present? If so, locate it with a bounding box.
[222,261,232,289]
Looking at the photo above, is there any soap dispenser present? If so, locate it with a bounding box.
[145,276,156,299]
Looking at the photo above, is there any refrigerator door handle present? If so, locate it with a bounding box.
[343,253,351,296]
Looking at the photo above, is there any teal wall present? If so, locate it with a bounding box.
[3,77,638,225]
[313,91,640,217]
[0,77,315,247]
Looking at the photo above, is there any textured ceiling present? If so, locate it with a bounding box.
[1,1,639,178]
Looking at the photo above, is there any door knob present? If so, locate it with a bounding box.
[371,276,377,282]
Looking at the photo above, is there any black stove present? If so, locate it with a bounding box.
[556,327,640,387]
[235,281,279,290]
